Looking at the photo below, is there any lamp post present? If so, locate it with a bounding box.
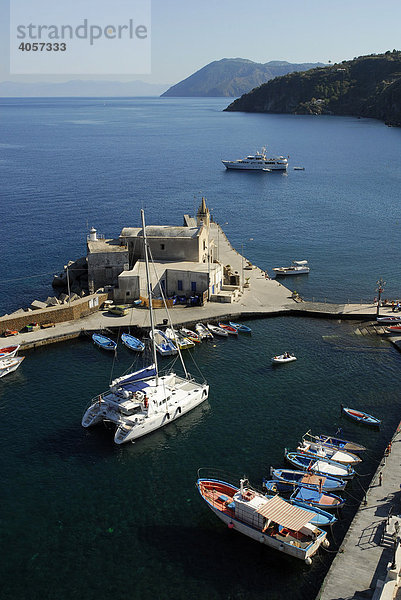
[376,278,386,317]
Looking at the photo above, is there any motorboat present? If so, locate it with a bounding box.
[272,353,296,364]
[222,148,288,171]
[273,260,310,276]
[284,450,355,479]
[0,344,20,359]
[376,316,401,324]
[195,323,213,340]
[121,333,145,353]
[207,323,228,337]
[149,329,177,356]
[229,322,252,333]
[297,440,361,465]
[263,480,344,512]
[218,323,238,335]
[82,209,209,445]
[92,333,117,351]
[196,474,328,564]
[0,355,25,378]
[302,431,366,453]
[270,468,346,492]
[180,328,201,343]
[341,406,381,428]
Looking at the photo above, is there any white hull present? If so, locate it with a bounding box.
[0,356,25,378]
[209,503,325,562]
[273,268,310,276]
[222,161,287,171]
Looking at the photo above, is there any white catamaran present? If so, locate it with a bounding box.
[81,210,209,444]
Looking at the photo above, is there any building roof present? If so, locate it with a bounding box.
[87,238,128,254]
[118,260,221,279]
[120,226,200,239]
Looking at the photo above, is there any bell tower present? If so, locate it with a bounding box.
[196,197,210,227]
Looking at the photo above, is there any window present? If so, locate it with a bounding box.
[177,280,183,291]
[126,291,130,296]
[203,240,206,250]
[191,281,197,292]
[160,244,165,250]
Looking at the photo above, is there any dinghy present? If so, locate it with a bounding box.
[207,323,228,337]
[218,323,238,335]
[229,322,252,333]
[272,353,297,364]
[285,450,355,479]
[195,323,213,340]
[197,474,329,564]
[341,406,381,428]
[0,344,20,359]
[302,431,366,453]
[180,328,201,343]
[165,328,195,350]
[121,333,145,352]
[149,329,178,356]
[92,333,117,351]
[297,440,361,465]
[270,468,346,492]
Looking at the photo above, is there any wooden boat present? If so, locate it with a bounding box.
[108,305,129,316]
[0,356,25,378]
[218,323,238,335]
[385,325,401,332]
[121,333,145,352]
[297,440,361,465]
[272,353,297,364]
[149,329,178,356]
[197,475,329,564]
[92,333,117,351]
[0,345,20,359]
[270,468,346,492]
[263,487,337,527]
[195,323,213,340]
[180,328,201,343]
[285,450,355,479]
[229,322,252,333]
[376,316,401,324]
[165,328,195,350]
[342,406,381,428]
[207,323,228,337]
[263,481,343,515]
[303,431,366,453]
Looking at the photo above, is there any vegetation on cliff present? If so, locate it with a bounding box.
[224,51,401,126]
[161,58,325,97]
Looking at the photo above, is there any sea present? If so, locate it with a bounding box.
[1,97,401,600]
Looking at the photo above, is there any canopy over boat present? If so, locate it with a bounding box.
[256,494,315,531]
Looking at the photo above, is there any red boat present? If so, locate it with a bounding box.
[0,345,20,358]
[218,323,238,335]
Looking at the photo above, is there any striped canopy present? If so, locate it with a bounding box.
[257,495,316,531]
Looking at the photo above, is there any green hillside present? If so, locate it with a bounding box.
[161,58,325,98]
[224,51,401,126]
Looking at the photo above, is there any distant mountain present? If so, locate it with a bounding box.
[0,80,170,97]
[224,51,401,126]
[160,58,326,98]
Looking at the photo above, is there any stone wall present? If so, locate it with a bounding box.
[0,293,108,335]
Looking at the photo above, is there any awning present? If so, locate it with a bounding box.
[256,495,315,531]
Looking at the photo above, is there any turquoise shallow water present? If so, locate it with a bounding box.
[1,98,401,599]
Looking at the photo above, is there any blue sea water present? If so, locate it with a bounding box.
[1,98,401,600]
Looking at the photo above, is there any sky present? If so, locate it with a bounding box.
[1,0,401,85]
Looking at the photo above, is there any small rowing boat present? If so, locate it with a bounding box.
[207,323,228,337]
[180,328,201,343]
[218,323,238,335]
[270,468,346,492]
[229,322,252,333]
[302,431,366,453]
[263,480,344,511]
[92,333,117,351]
[121,333,145,352]
[376,316,401,324]
[341,406,381,428]
[195,323,213,339]
[297,440,361,465]
[285,450,355,479]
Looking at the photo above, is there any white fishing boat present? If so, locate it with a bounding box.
[197,474,328,565]
[195,323,213,340]
[222,148,288,171]
[207,323,228,337]
[272,353,297,364]
[297,440,361,465]
[273,260,310,276]
[81,209,209,445]
[0,356,25,378]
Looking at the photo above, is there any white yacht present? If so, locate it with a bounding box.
[222,148,288,171]
[273,260,310,276]
[81,210,209,445]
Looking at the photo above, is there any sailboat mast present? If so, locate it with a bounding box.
[141,209,159,384]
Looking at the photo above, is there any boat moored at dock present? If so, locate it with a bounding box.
[0,355,25,378]
[285,450,355,479]
[270,468,347,492]
[297,439,361,465]
[92,333,117,351]
[302,431,366,453]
